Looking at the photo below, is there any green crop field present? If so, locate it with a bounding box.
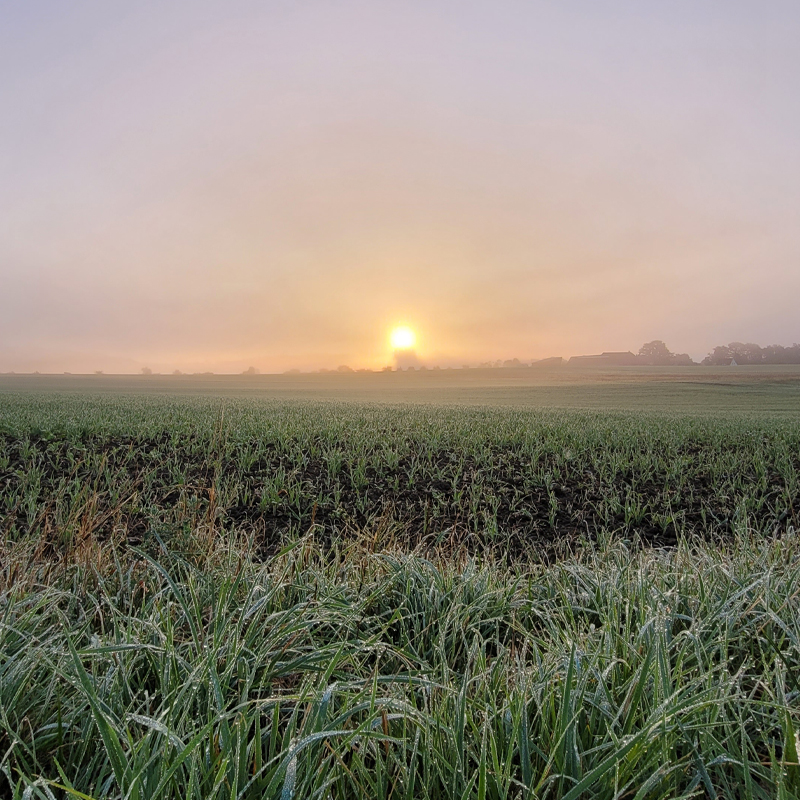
[3,364,800,412]
[1,369,799,798]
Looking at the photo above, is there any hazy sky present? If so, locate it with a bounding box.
[2,1,799,372]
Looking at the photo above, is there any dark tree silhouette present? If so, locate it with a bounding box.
[702,346,733,365]
[702,342,800,365]
[636,341,694,366]
[727,342,764,365]
[639,340,670,358]
[638,340,674,365]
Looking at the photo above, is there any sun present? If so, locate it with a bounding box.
[390,325,416,350]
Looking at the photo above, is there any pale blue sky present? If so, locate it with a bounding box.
[2,2,799,371]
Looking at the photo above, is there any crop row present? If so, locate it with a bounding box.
[1,395,798,556]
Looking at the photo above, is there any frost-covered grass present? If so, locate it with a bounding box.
[2,530,800,799]
[1,394,798,553]
[1,394,799,798]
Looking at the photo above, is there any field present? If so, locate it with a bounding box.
[1,368,799,798]
[4,364,800,412]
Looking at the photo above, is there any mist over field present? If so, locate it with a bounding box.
[2,2,800,374]
[4,5,800,799]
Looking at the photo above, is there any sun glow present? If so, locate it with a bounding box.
[390,326,416,350]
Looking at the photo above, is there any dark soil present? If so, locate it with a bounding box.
[2,432,797,559]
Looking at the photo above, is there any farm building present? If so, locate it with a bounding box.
[568,351,639,366]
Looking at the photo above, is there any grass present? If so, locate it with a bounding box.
[2,365,800,413]
[3,529,800,798]
[1,388,799,797]
[0,394,798,556]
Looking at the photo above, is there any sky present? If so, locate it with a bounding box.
[2,1,800,373]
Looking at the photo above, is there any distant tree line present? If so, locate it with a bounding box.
[635,340,800,366]
[637,341,694,365]
[701,342,800,365]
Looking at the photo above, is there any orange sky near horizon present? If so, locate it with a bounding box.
[2,2,800,374]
